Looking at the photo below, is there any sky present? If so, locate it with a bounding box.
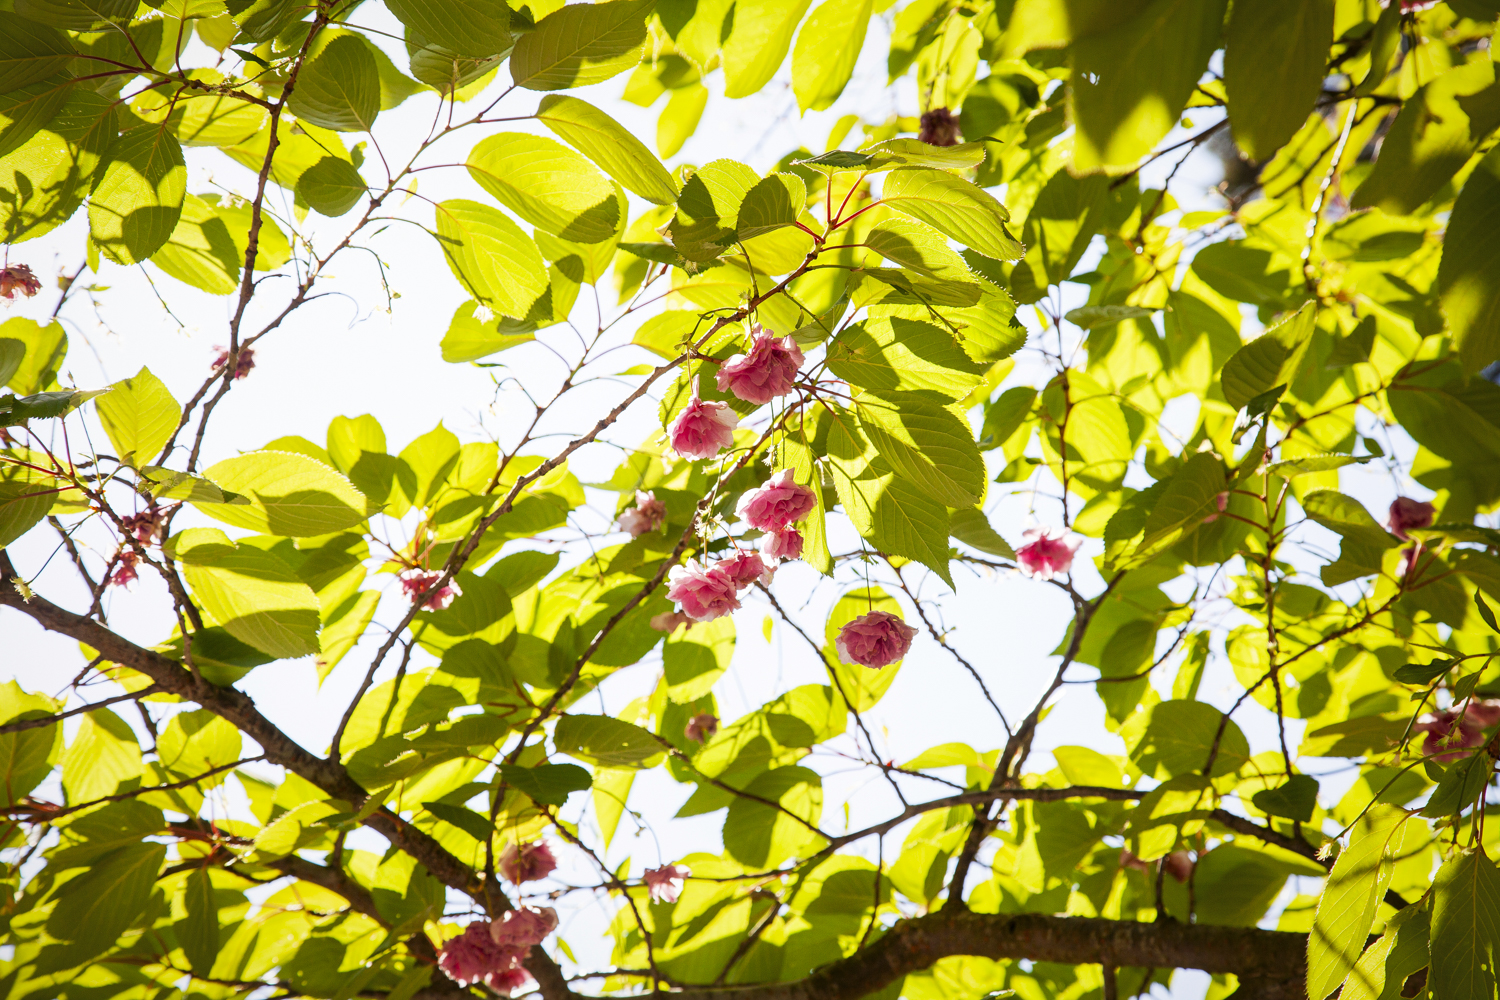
[0,9,1443,997]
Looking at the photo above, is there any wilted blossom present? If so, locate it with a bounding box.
[1120,849,1193,884]
[438,922,509,987]
[714,327,804,405]
[737,469,817,533]
[716,549,773,589]
[1387,497,1435,540]
[669,377,737,461]
[651,610,695,634]
[119,510,164,546]
[1016,526,1082,581]
[618,490,666,538]
[398,568,462,611]
[490,906,558,949]
[212,345,256,380]
[685,713,718,742]
[0,264,42,300]
[666,559,741,622]
[1414,701,1500,763]
[110,548,140,588]
[835,610,918,669]
[643,864,690,903]
[499,840,557,884]
[918,108,961,146]
[760,528,804,564]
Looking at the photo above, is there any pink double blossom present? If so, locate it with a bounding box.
[119,510,164,546]
[716,550,773,589]
[490,906,558,949]
[399,568,462,611]
[835,610,918,669]
[499,841,558,885]
[1387,497,1435,540]
[670,377,737,461]
[760,528,804,564]
[666,559,741,622]
[643,864,690,903]
[714,327,804,405]
[685,713,718,742]
[438,922,510,987]
[1414,701,1500,763]
[618,490,666,538]
[737,470,817,533]
[1016,526,1081,581]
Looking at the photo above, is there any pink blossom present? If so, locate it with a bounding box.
[714,327,804,405]
[1414,701,1500,763]
[1387,497,1435,540]
[399,568,462,611]
[835,610,918,669]
[485,962,535,997]
[760,528,804,564]
[670,377,737,461]
[119,510,164,545]
[212,345,256,380]
[490,906,558,949]
[1016,526,1081,581]
[736,470,817,533]
[499,841,558,884]
[0,264,41,300]
[685,713,718,742]
[438,922,507,987]
[618,490,667,538]
[666,559,741,622]
[651,610,695,634]
[110,549,140,588]
[643,864,690,903]
[716,550,772,590]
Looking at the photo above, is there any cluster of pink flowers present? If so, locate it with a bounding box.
[1387,497,1435,540]
[643,864,690,903]
[1414,701,1500,763]
[110,549,140,588]
[436,905,558,996]
[120,509,164,545]
[0,264,41,301]
[835,610,918,669]
[212,345,256,380]
[618,490,667,538]
[684,713,718,742]
[399,568,462,611]
[499,840,557,885]
[714,328,804,405]
[669,378,738,461]
[1016,525,1081,581]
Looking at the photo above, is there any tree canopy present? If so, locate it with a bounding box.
[2,1,1500,999]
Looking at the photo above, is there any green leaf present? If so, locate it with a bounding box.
[499,762,593,805]
[297,156,367,217]
[1344,904,1430,1000]
[1476,591,1500,635]
[386,0,510,58]
[1070,0,1227,171]
[1394,658,1457,685]
[174,528,322,660]
[555,714,664,768]
[1,318,64,394]
[949,506,1015,558]
[288,35,380,132]
[88,124,186,266]
[722,0,813,99]
[827,316,988,399]
[791,0,871,112]
[1430,848,1500,1000]
[1422,747,1492,817]
[1013,170,1109,302]
[149,193,243,295]
[1302,490,1398,551]
[0,13,74,92]
[880,168,1022,261]
[60,707,139,803]
[421,800,494,842]
[856,389,985,508]
[1121,699,1249,779]
[1114,451,1226,568]
[1266,453,1371,478]
[433,200,549,319]
[44,842,166,969]
[405,27,506,92]
[1064,304,1154,330]
[132,73,266,148]
[441,300,538,363]
[157,708,240,782]
[737,172,806,240]
[95,366,179,469]
[829,445,954,586]
[862,216,972,280]
[0,480,55,547]
[467,132,620,244]
[0,387,108,425]
[509,0,654,91]
[535,95,677,205]
[794,140,987,174]
[1306,809,1408,1000]
[723,765,822,868]
[0,339,22,387]
[1251,774,1318,822]
[1439,146,1500,376]
[11,0,133,33]
[1352,61,1500,217]
[1223,0,1333,161]
[0,682,60,806]
[179,868,220,976]
[194,451,376,537]
[1220,301,1316,411]
[206,194,291,273]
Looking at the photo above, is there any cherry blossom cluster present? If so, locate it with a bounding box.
[109,509,167,589]
[666,326,803,462]
[436,905,558,996]
[399,567,463,611]
[1414,700,1500,763]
